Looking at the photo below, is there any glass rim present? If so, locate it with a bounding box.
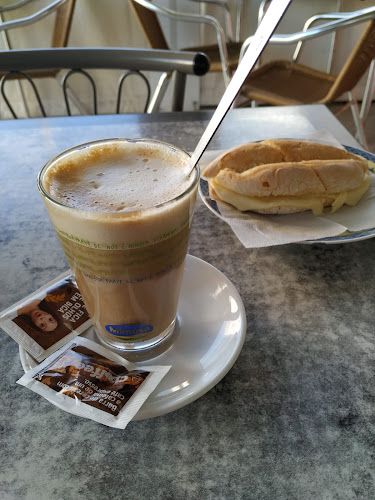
[38,137,199,215]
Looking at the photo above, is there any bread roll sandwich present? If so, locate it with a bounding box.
[202,139,370,215]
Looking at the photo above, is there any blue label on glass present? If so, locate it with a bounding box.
[105,324,153,337]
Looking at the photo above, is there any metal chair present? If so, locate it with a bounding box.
[187,0,236,42]
[291,9,375,142]
[238,6,375,148]
[0,0,76,116]
[0,47,210,118]
[0,0,75,49]
[129,0,244,95]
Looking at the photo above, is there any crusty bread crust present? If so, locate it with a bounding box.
[215,158,367,197]
[203,140,369,214]
[203,139,366,179]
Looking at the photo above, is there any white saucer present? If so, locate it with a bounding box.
[19,255,247,420]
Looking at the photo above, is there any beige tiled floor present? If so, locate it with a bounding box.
[328,102,374,154]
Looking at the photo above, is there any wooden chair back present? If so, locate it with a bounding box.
[325,19,375,101]
[128,0,169,50]
[51,0,76,47]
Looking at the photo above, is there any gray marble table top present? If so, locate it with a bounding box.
[1,105,374,500]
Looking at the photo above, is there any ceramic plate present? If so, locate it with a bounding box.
[199,145,375,244]
[19,255,247,420]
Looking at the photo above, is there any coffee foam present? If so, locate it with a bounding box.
[43,141,192,213]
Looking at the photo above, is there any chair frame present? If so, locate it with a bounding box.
[0,0,76,117]
[129,0,230,87]
[0,0,71,31]
[0,47,210,117]
[290,10,375,131]
[239,6,375,148]
[187,0,235,42]
[240,6,375,58]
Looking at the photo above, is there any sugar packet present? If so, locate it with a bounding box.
[17,337,171,428]
[0,272,91,362]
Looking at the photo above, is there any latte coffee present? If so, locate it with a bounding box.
[38,138,199,355]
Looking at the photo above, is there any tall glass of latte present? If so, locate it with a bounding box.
[38,138,199,356]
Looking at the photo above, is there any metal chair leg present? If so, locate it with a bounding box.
[172,71,186,111]
[360,58,375,122]
[147,72,171,113]
[0,11,30,118]
[348,90,368,149]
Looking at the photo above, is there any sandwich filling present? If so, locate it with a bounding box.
[210,174,370,216]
